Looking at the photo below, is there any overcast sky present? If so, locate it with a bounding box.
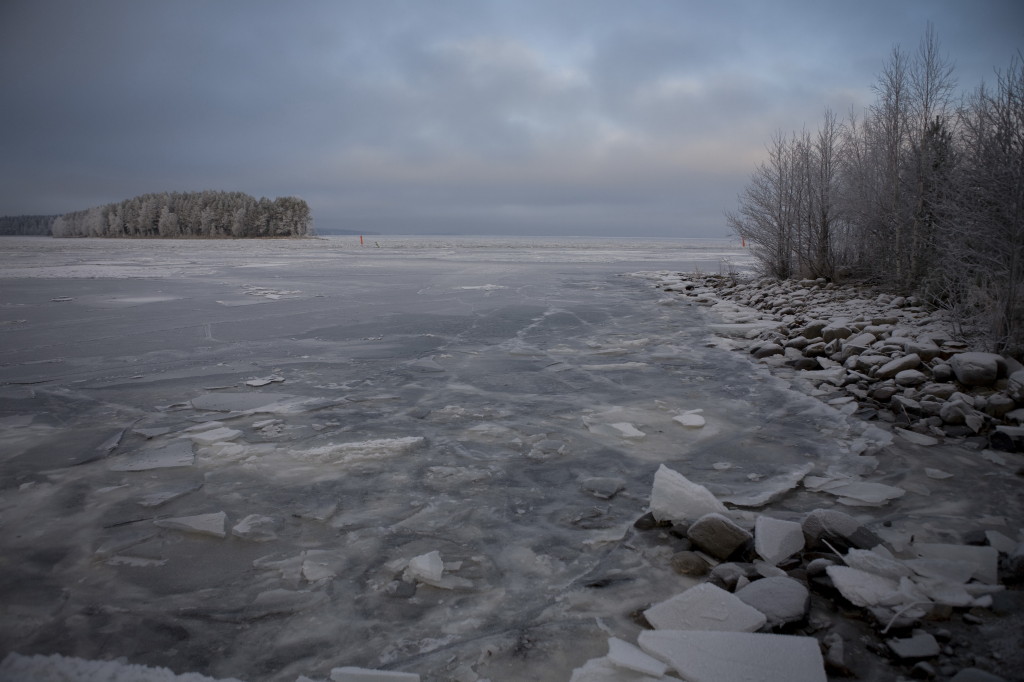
[1,1,1021,237]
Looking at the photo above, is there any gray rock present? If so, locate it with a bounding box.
[687,512,752,560]
[670,550,709,576]
[905,339,941,361]
[895,369,928,387]
[873,385,899,401]
[735,576,809,626]
[950,352,1006,387]
[822,323,853,342]
[801,320,829,339]
[876,353,922,380]
[931,362,955,382]
[949,668,1007,682]
[803,342,827,357]
[580,477,625,499]
[939,401,973,425]
[753,343,784,359]
[1007,370,1024,403]
[985,394,1016,418]
[708,562,758,591]
[891,394,922,414]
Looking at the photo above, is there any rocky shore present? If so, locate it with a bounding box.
[565,272,1024,682]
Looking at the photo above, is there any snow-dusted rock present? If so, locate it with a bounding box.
[1008,369,1024,402]
[687,512,752,560]
[649,464,727,524]
[754,516,804,565]
[735,576,809,626]
[154,511,227,538]
[643,583,767,632]
[637,630,827,682]
[950,352,1005,386]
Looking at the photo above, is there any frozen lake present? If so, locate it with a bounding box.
[0,236,1016,681]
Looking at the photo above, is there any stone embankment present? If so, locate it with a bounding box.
[656,274,1024,454]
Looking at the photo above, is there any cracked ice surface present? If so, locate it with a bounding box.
[0,236,1020,682]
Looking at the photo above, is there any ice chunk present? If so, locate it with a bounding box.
[154,511,227,538]
[924,468,953,479]
[895,428,940,446]
[330,666,420,681]
[887,631,940,660]
[607,637,668,677]
[295,437,425,465]
[805,476,906,506]
[110,440,195,471]
[844,549,913,580]
[190,392,292,412]
[913,543,999,584]
[673,411,706,428]
[755,516,805,565]
[244,374,284,387]
[187,426,242,446]
[568,657,667,682]
[649,464,727,523]
[638,630,826,682]
[0,653,245,682]
[734,576,810,626]
[232,514,278,542]
[719,464,812,508]
[825,566,903,607]
[137,482,202,508]
[405,550,444,584]
[643,583,767,632]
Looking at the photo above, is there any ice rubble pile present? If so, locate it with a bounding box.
[652,273,1024,453]
[570,464,1024,682]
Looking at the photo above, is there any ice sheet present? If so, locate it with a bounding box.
[1,236,1020,681]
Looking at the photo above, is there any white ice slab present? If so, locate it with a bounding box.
[294,437,425,465]
[110,440,195,471]
[643,583,767,632]
[607,637,668,677]
[673,412,706,428]
[154,511,227,538]
[649,464,727,523]
[825,566,903,607]
[0,653,245,682]
[912,543,999,584]
[755,516,805,565]
[405,550,444,584]
[190,392,292,412]
[568,657,668,682]
[187,426,242,446]
[330,666,420,681]
[638,630,826,682]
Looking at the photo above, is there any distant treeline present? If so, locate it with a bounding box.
[49,191,311,238]
[0,214,57,235]
[728,26,1024,357]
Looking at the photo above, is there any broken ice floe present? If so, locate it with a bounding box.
[154,511,227,538]
[648,464,727,523]
[292,436,425,466]
[330,667,420,681]
[672,409,705,428]
[637,630,827,682]
[643,583,767,632]
[803,475,906,507]
[109,440,195,471]
[243,374,285,387]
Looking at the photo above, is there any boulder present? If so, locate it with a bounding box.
[735,576,810,626]
[753,343,784,359]
[949,352,1006,387]
[822,323,853,343]
[876,353,922,380]
[904,339,941,361]
[931,362,955,382]
[801,320,829,339]
[687,513,753,560]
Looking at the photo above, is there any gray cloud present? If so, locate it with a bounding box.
[1,0,1021,236]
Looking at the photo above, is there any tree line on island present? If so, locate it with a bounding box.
[0,191,311,238]
[727,26,1023,357]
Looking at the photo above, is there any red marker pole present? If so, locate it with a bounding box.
[360,235,364,246]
